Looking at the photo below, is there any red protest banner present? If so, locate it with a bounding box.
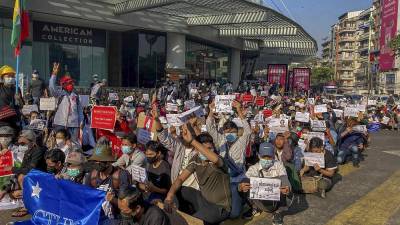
[255,97,265,106]
[91,106,117,131]
[263,109,273,118]
[0,151,13,177]
[242,94,253,103]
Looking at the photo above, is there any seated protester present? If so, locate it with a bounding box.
[239,143,292,225]
[45,149,66,176]
[164,125,231,225]
[138,141,171,204]
[113,133,146,169]
[58,150,86,184]
[287,132,303,172]
[49,128,77,156]
[11,129,46,217]
[274,133,293,164]
[300,137,337,198]
[206,100,251,219]
[337,118,367,167]
[324,123,338,156]
[0,126,18,201]
[117,186,170,225]
[84,144,131,224]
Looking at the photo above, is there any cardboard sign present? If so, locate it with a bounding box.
[91,106,117,131]
[307,98,315,105]
[40,97,57,111]
[128,165,147,183]
[184,100,196,109]
[0,151,13,177]
[166,103,179,112]
[79,95,90,107]
[314,104,327,113]
[304,152,325,168]
[22,104,39,116]
[137,128,153,145]
[255,97,265,107]
[333,109,343,117]
[250,178,281,201]
[344,107,358,117]
[295,112,310,123]
[215,95,236,113]
[108,93,119,101]
[311,120,326,132]
[268,118,289,133]
[242,94,253,103]
[166,114,183,127]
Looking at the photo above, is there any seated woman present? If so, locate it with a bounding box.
[58,150,86,184]
[138,141,171,204]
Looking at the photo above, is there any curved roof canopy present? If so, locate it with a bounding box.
[108,0,317,56]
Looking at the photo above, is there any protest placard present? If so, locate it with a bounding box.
[304,152,325,168]
[344,107,358,117]
[127,165,147,183]
[166,114,183,127]
[260,91,268,97]
[368,100,377,106]
[382,116,390,125]
[333,109,343,117]
[314,104,327,113]
[179,106,204,122]
[166,103,179,112]
[295,112,310,123]
[108,93,119,101]
[232,118,244,128]
[254,112,264,123]
[184,100,196,109]
[91,106,117,131]
[352,125,367,133]
[263,109,273,118]
[249,178,281,201]
[304,132,325,142]
[268,118,289,133]
[142,94,150,102]
[79,95,90,107]
[0,196,22,211]
[21,104,39,116]
[28,119,47,131]
[0,151,13,177]
[215,95,236,113]
[307,98,315,105]
[190,88,198,95]
[242,94,253,103]
[137,128,153,145]
[40,97,57,111]
[158,116,168,124]
[255,97,265,106]
[357,104,366,112]
[311,120,326,132]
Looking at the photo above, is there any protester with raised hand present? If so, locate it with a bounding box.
[164,124,231,225]
[48,62,83,143]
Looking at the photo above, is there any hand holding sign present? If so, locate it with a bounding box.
[304,152,325,168]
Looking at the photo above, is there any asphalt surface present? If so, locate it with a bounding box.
[1,131,400,225]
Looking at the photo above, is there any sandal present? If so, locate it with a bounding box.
[11,207,28,217]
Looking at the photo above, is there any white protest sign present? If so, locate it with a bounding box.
[137,128,153,145]
[28,119,47,131]
[260,91,268,96]
[190,88,198,95]
[250,178,281,201]
[178,106,204,122]
[79,95,90,107]
[142,94,150,102]
[215,95,236,113]
[108,93,119,101]
[0,196,23,211]
[333,109,343,117]
[184,100,196,109]
[340,102,347,108]
[166,103,179,112]
[352,125,367,133]
[314,104,327,113]
[357,104,366,112]
[254,112,264,123]
[344,107,358,117]
[166,114,183,127]
[21,104,39,115]
[40,97,57,111]
[382,116,390,125]
[232,118,244,128]
[307,98,315,105]
[304,152,325,168]
[295,112,310,123]
[304,132,325,142]
[311,120,326,132]
[368,100,377,106]
[268,118,289,133]
[158,116,168,124]
[128,165,147,183]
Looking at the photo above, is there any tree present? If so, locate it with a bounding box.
[311,66,334,86]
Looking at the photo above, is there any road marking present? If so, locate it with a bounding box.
[383,151,400,157]
[326,170,400,225]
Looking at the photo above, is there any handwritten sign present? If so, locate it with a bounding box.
[304,152,325,168]
[91,106,117,131]
[250,178,281,201]
[0,151,13,177]
[127,165,147,183]
[314,104,327,113]
[215,95,236,113]
[21,104,39,115]
[137,128,153,145]
[295,112,310,123]
[344,107,358,117]
[311,120,326,132]
[40,97,57,111]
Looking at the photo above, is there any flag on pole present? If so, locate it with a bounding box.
[11,0,29,56]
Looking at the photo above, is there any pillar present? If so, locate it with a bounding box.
[166,33,186,69]
[230,49,241,88]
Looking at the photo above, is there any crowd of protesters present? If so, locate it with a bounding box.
[0,63,399,225]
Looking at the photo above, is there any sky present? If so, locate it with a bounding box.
[262,0,373,55]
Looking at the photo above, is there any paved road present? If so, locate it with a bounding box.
[2,131,400,225]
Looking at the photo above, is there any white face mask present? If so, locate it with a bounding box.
[18,144,29,152]
[56,139,65,146]
[4,77,14,85]
[0,137,12,148]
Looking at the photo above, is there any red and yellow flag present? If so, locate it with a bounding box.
[11,0,29,56]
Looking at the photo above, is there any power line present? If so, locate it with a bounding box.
[268,0,284,14]
[278,0,297,22]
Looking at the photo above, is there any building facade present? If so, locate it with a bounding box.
[0,0,316,89]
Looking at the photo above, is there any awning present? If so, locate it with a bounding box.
[99,0,317,56]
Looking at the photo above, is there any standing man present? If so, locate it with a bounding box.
[27,70,47,105]
[48,63,83,143]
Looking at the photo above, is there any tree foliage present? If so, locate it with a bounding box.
[311,66,334,86]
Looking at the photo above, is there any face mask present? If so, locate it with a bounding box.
[18,144,29,152]
[66,168,80,177]
[4,77,14,85]
[198,153,208,161]
[64,84,74,92]
[47,167,58,174]
[260,159,274,170]
[296,126,302,132]
[0,137,12,148]
[146,156,157,164]
[56,138,65,146]
[225,133,238,143]
[121,146,133,154]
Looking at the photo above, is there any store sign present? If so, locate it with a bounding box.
[267,64,287,87]
[33,21,106,47]
[379,0,398,71]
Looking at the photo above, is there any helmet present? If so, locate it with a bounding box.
[59,76,74,86]
[0,65,16,77]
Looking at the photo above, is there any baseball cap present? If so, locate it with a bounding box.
[259,142,275,158]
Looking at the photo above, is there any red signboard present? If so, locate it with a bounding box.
[91,106,117,131]
[267,64,287,87]
[241,94,253,103]
[0,151,13,177]
[293,68,311,91]
[263,109,273,118]
[255,97,265,106]
[379,0,399,71]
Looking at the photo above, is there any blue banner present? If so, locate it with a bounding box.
[15,170,105,225]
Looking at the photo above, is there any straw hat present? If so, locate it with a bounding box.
[88,145,116,162]
[0,65,16,77]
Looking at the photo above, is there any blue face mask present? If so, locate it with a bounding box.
[259,159,274,170]
[198,153,208,161]
[121,146,133,154]
[225,133,238,143]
